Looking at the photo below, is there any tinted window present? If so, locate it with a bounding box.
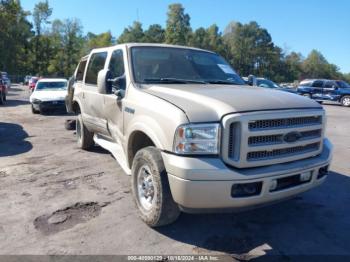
[85,52,108,85]
[336,81,350,88]
[312,80,324,88]
[76,60,87,81]
[109,50,125,78]
[257,79,279,88]
[324,81,335,88]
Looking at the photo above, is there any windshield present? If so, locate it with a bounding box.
[336,81,350,88]
[257,79,280,88]
[36,81,67,91]
[131,47,245,85]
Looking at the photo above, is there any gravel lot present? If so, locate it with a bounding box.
[0,85,349,259]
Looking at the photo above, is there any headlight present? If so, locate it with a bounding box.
[173,123,220,155]
[32,98,41,104]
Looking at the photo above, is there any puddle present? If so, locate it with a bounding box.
[33,202,109,235]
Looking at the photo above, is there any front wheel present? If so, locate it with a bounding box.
[132,147,180,227]
[76,114,94,149]
[341,96,350,107]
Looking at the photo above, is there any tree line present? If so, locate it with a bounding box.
[1,0,349,83]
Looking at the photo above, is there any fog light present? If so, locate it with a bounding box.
[318,166,329,179]
[231,182,262,198]
[300,171,312,182]
[269,180,278,191]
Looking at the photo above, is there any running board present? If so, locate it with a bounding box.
[93,134,131,175]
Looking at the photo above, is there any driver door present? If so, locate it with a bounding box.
[103,49,126,145]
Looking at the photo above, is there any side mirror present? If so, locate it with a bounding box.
[97,69,111,94]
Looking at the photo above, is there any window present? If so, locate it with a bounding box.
[76,60,87,81]
[85,52,108,85]
[324,81,335,89]
[300,81,312,87]
[130,47,245,85]
[312,80,324,88]
[109,50,125,78]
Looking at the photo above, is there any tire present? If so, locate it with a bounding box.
[3,93,6,102]
[131,147,180,227]
[341,96,350,107]
[65,119,76,130]
[76,114,94,149]
[31,104,40,114]
[0,91,3,105]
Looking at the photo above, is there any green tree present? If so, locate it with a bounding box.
[32,0,53,75]
[84,31,113,52]
[165,3,191,45]
[0,0,33,75]
[48,19,84,77]
[223,21,280,78]
[302,50,341,79]
[117,21,145,43]
[284,52,303,81]
[144,24,165,43]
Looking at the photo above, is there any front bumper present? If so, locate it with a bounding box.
[162,139,333,210]
[33,100,66,111]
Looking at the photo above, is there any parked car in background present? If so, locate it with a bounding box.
[28,77,39,91]
[29,78,68,114]
[297,79,350,107]
[24,75,32,85]
[0,78,7,105]
[1,72,11,90]
[244,76,297,93]
[69,43,332,227]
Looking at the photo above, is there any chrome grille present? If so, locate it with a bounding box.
[248,129,322,147]
[247,142,320,161]
[222,110,325,168]
[249,116,322,131]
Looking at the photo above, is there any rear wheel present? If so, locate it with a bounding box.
[131,147,180,227]
[76,114,94,149]
[341,96,350,107]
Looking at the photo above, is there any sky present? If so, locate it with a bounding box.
[21,0,350,73]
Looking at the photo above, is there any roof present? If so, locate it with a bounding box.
[38,78,67,82]
[90,43,216,54]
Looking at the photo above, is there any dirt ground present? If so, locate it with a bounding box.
[0,85,349,259]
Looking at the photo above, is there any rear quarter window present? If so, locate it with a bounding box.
[85,52,108,85]
[76,60,87,81]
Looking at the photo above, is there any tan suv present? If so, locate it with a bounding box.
[68,43,333,227]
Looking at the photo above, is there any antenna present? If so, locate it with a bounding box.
[136,8,140,22]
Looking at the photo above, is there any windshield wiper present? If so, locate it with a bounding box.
[143,78,207,84]
[206,79,240,85]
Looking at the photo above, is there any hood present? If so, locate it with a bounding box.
[30,90,67,102]
[143,84,322,122]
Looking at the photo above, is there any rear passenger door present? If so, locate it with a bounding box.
[311,80,324,100]
[82,51,110,135]
[323,81,339,101]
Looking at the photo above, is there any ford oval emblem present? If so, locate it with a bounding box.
[283,131,302,143]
